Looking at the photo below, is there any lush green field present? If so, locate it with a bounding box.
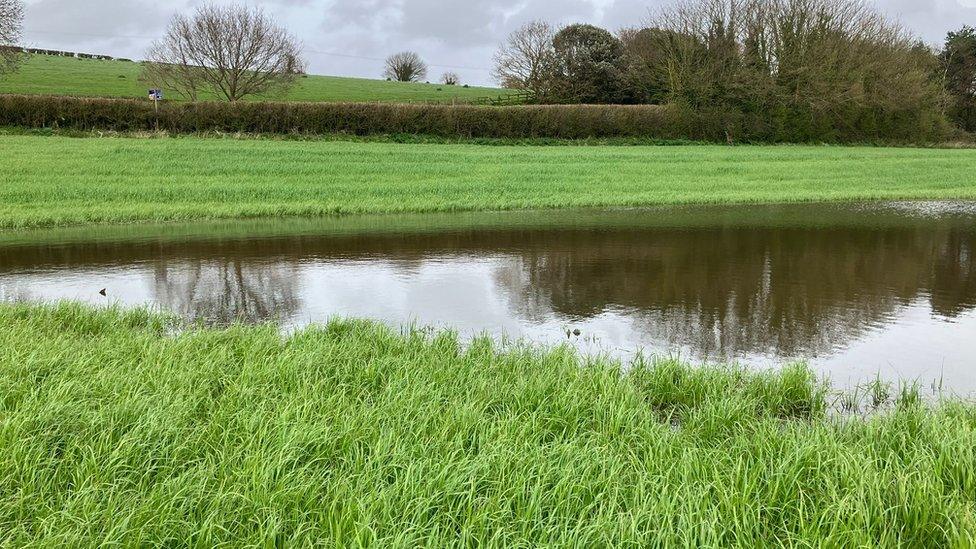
[0,303,973,546]
[0,54,513,104]
[2,134,976,229]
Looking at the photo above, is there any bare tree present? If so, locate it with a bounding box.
[0,0,25,75]
[153,258,302,326]
[492,20,557,98]
[384,51,428,82]
[142,3,305,102]
[140,42,206,102]
[441,71,460,85]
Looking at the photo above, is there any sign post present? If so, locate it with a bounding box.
[148,89,163,132]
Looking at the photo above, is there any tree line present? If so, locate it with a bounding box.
[141,5,465,100]
[0,0,974,137]
[493,0,976,136]
[381,53,460,86]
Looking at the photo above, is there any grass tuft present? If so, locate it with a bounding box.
[1,303,974,546]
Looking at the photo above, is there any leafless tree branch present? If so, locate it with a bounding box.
[142,3,306,102]
[492,20,558,98]
[384,51,428,82]
[0,0,25,75]
[441,72,460,85]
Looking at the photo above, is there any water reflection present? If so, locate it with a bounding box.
[495,226,976,357]
[1,204,974,389]
[152,260,302,325]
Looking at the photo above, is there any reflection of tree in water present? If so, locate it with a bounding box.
[152,260,302,325]
[931,232,976,318]
[4,213,974,359]
[493,227,976,358]
[494,256,558,324]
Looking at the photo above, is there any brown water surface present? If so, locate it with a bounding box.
[2,202,974,391]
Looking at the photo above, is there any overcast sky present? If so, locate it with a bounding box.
[20,0,976,86]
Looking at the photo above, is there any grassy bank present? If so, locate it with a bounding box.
[0,303,974,546]
[0,54,513,104]
[2,135,976,229]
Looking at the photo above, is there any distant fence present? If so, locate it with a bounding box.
[470,91,534,107]
[0,46,131,62]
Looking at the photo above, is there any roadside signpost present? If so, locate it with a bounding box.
[148,89,163,131]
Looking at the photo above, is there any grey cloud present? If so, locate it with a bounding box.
[23,0,170,35]
[600,0,665,29]
[398,0,515,46]
[882,0,976,42]
[502,0,596,28]
[18,0,976,85]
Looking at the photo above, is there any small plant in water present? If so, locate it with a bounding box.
[838,388,861,414]
[869,376,892,408]
[897,382,923,409]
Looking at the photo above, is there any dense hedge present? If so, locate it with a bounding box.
[0,94,951,142]
[0,95,693,139]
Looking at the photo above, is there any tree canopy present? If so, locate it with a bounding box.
[943,26,976,132]
[142,4,305,102]
[0,0,25,76]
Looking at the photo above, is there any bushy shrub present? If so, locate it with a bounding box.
[943,26,976,133]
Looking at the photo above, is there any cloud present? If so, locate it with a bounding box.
[19,0,976,85]
[881,0,976,42]
[21,0,169,55]
[24,0,169,35]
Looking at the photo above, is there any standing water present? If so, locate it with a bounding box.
[2,203,974,391]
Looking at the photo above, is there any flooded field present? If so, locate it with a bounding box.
[2,202,974,391]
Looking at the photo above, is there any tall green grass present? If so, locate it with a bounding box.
[0,302,974,546]
[0,54,513,104]
[2,135,976,229]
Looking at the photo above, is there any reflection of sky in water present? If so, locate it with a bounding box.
[1,203,975,393]
[4,253,976,393]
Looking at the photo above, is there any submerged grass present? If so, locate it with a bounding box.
[2,134,976,229]
[1,302,974,546]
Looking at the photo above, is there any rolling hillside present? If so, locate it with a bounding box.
[0,54,517,104]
